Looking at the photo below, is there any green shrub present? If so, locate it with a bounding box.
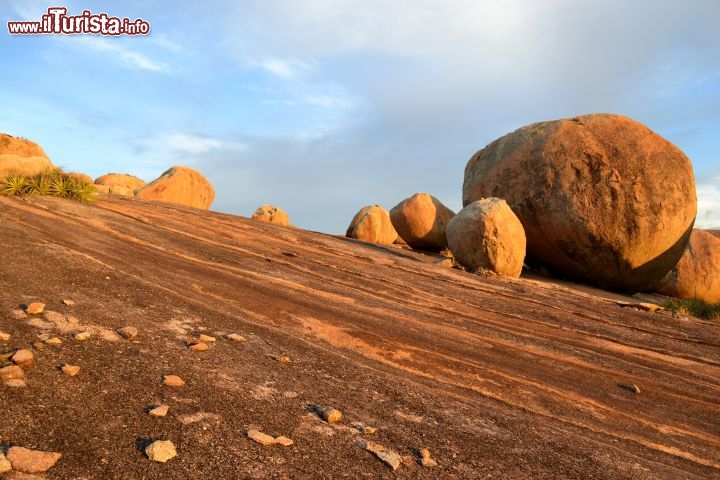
[1,170,96,204]
[662,298,720,320]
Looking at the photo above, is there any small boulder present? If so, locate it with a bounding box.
[149,404,170,417]
[135,166,215,209]
[655,230,720,304]
[74,331,91,341]
[94,173,146,191]
[61,364,81,376]
[163,375,185,387]
[346,205,398,245]
[11,349,34,369]
[226,333,246,343]
[25,302,45,314]
[0,331,10,341]
[0,133,54,178]
[247,429,277,446]
[117,326,139,340]
[0,365,25,382]
[359,441,401,471]
[145,440,177,463]
[251,205,289,226]
[317,406,343,424]
[446,198,526,278]
[389,193,455,251]
[6,446,61,473]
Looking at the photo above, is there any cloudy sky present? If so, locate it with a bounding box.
[2,0,719,232]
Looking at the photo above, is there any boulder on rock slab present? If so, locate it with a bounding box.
[462,113,696,292]
[135,166,215,209]
[389,193,455,251]
[346,205,398,245]
[655,229,720,303]
[0,133,54,178]
[446,198,526,278]
[251,205,290,226]
[94,173,146,191]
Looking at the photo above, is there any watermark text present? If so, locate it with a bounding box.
[8,7,150,35]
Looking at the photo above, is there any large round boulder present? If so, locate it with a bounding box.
[251,205,289,226]
[446,198,526,278]
[346,205,398,245]
[655,230,720,303]
[463,113,696,291]
[0,133,54,178]
[135,166,215,209]
[389,193,455,251]
[95,173,146,192]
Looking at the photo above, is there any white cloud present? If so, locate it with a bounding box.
[64,36,169,73]
[144,133,247,156]
[259,58,314,79]
[696,175,720,228]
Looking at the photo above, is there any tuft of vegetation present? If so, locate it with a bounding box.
[662,298,720,320]
[1,170,96,204]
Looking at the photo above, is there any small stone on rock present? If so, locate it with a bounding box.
[163,375,185,387]
[61,299,76,306]
[359,441,402,471]
[419,447,431,459]
[226,333,246,343]
[0,331,10,341]
[0,365,26,382]
[198,334,216,343]
[4,379,27,388]
[145,440,177,463]
[62,364,81,376]
[12,349,34,369]
[25,302,46,315]
[149,404,170,417]
[275,355,291,363]
[274,436,294,447]
[247,429,277,446]
[620,383,641,394]
[421,458,438,467]
[117,326,138,340]
[189,342,209,352]
[317,406,343,424]
[33,342,45,350]
[74,331,91,341]
[6,446,62,473]
[45,337,63,346]
[66,316,79,325]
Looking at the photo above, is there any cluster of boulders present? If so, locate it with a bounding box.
[94,166,215,210]
[345,114,718,302]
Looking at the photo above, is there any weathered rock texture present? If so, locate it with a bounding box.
[463,113,696,291]
[656,229,720,303]
[252,205,289,226]
[135,166,215,209]
[389,193,455,251]
[446,198,526,278]
[346,205,398,245]
[0,133,54,178]
[94,173,146,192]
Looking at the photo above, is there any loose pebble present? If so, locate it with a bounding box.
[6,446,62,473]
[317,406,343,424]
[247,429,278,446]
[62,364,81,376]
[163,375,185,387]
[359,441,401,471]
[421,457,438,467]
[4,379,27,388]
[184,336,202,346]
[61,299,76,306]
[12,349,35,369]
[189,342,209,352]
[226,333,246,343]
[25,302,46,315]
[45,337,63,346]
[275,356,291,364]
[33,342,45,350]
[74,332,91,341]
[198,334,216,343]
[0,365,26,382]
[274,436,294,447]
[0,452,10,474]
[117,326,139,340]
[0,331,10,341]
[145,440,177,463]
[149,404,170,417]
[620,383,641,394]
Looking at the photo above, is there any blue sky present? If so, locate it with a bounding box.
[2,0,719,232]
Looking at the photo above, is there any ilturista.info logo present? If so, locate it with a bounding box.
[7,7,150,35]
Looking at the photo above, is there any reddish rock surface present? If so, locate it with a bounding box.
[656,229,720,303]
[0,194,718,479]
[463,114,697,292]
